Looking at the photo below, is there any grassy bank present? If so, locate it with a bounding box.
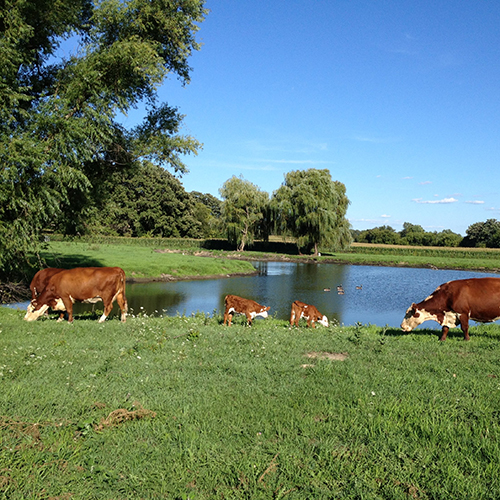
[39,241,257,281]
[2,307,500,499]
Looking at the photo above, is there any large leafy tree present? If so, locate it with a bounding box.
[272,169,351,255]
[219,176,269,252]
[71,161,203,238]
[191,191,223,238]
[0,0,206,277]
[462,219,500,248]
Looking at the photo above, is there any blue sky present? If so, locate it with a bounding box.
[122,1,500,235]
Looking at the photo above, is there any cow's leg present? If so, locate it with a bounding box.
[61,298,74,323]
[439,326,449,341]
[290,310,295,327]
[246,313,252,326]
[116,293,128,322]
[458,314,470,341]
[99,300,114,323]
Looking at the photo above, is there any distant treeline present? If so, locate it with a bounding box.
[352,219,500,248]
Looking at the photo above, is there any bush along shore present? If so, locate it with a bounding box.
[1,307,500,498]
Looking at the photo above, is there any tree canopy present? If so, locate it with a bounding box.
[271,169,351,255]
[219,176,269,252]
[0,0,206,277]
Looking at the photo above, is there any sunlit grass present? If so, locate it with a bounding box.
[2,306,500,498]
[40,241,256,279]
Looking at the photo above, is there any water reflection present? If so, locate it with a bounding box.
[10,262,500,328]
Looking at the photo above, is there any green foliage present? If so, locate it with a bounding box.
[272,169,352,255]
[191,191,223,238]
[462,219,500,248]
[0,0,207,278]
[58,161,204,238]
[219,176,269,251]
[354,223,463,247]
[2,309,500,498]
[354,225,401,245]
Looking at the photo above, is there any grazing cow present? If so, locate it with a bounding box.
[401,277,500,341]
[24,267,128,323]
[223,294,270,326]
[290,300,329,328]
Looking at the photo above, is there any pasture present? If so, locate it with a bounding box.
[2,306,500,499]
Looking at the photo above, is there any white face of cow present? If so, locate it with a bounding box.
[24,297,66,321]
[24,303,50,322]
[401,304,426,331]
[318,315,329,327]
[250,308,269,319]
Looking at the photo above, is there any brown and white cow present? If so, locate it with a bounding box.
[24,267,128,323]
[223,294,270,326]
[290,300,329,328]
[401,277,500,341]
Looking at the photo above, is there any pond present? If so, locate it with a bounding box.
[10,262,499,329]
[68,262,500,328]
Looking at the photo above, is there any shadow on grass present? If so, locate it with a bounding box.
[383,326,500,341]
[202,239,301,255]
[39,252,103,269]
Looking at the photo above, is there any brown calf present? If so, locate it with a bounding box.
[290,300,329,328]
[223,294,270,326]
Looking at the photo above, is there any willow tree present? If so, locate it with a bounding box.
[219,176,269,252]
[271,169,352,255]
[0,0,206,278]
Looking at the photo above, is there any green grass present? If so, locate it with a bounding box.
[40,241,256,280]
[2,306,500,499]
[332,244,500,271]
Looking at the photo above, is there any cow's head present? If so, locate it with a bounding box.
[24,291,65,321]
[401,303,423,331]
[252,305,270,319]
[317,315,329,327]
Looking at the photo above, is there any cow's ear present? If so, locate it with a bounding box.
[411,302,418,310]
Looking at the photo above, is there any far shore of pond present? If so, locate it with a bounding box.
[128,250,500,284]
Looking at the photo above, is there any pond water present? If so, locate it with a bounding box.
[12,262,494,329]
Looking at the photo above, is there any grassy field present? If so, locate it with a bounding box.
[39,241,257,281]
[37,237,500,277]
[2,306,500,499]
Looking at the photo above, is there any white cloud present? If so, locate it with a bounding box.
[465,200,484,204]
[381,214,391,218]
[412,197,458,204]
[419,181,432,185]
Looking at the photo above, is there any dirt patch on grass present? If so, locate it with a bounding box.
[95,402,156,431]
[304,351,349,362]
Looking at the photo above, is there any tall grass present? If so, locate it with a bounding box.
[2,306,500,499]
